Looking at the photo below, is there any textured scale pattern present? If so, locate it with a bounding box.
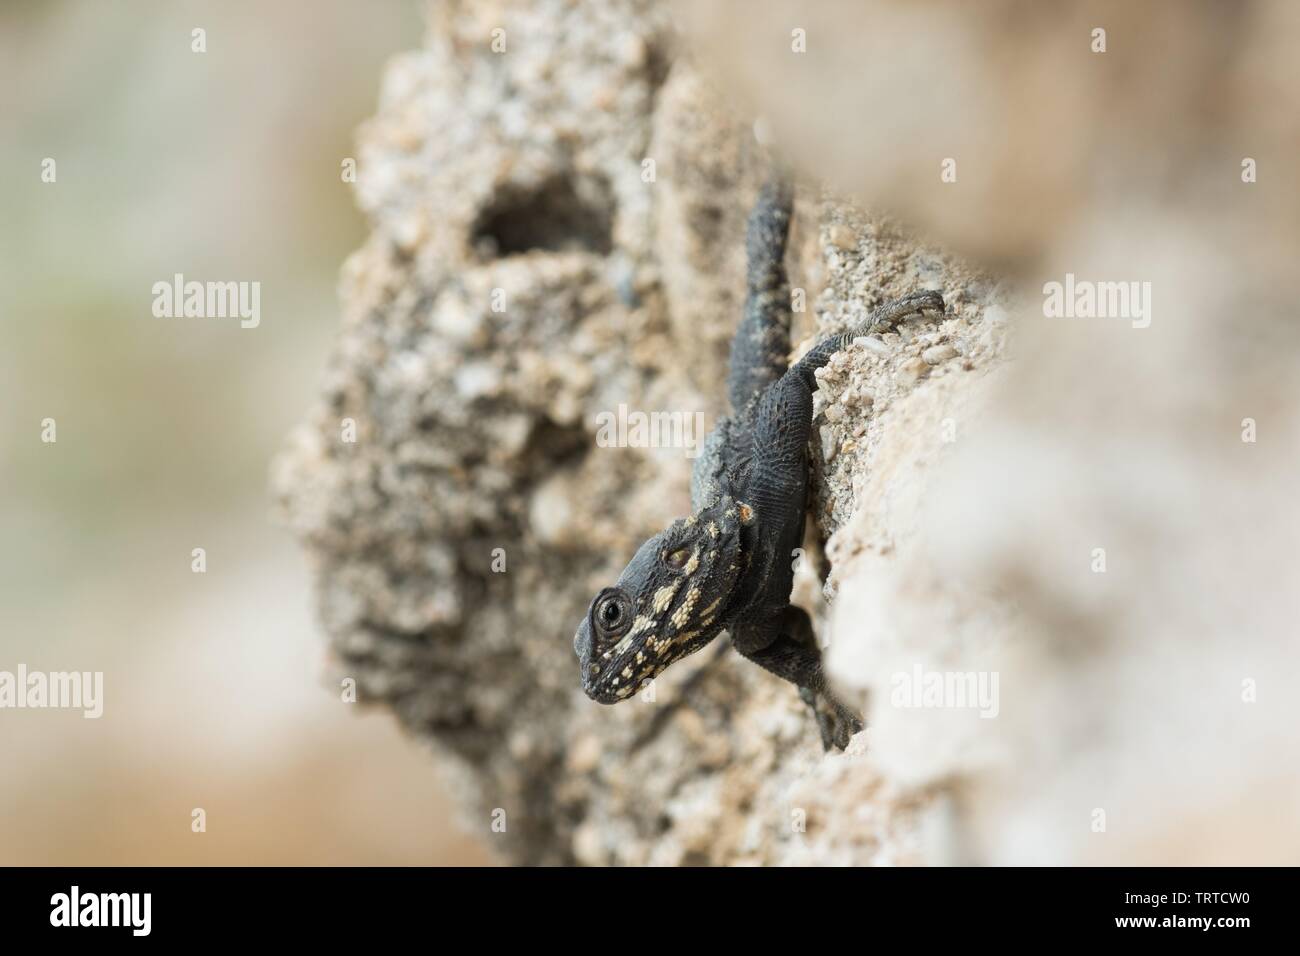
[573,178,944,750]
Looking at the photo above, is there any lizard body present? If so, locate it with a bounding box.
[573,178,944,750]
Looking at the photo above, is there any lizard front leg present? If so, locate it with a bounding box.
[731,605,864,751]
[790,290,946,380]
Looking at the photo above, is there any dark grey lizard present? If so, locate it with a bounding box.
[573,178,944,750]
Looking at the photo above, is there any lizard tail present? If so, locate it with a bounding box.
[744,176,794,293]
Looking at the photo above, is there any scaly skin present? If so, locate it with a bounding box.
[573,179,945,750]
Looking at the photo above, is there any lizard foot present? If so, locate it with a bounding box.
[866,290,946,334]
[800,686,864,752]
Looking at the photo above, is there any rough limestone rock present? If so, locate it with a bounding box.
[277,0,1300,865]
[273,0,999,865]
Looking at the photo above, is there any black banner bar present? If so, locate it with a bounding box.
[0,866,1284,943]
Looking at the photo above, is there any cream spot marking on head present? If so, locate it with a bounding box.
[683,549,700,575]
[671,629,698,647]
[652,582,680,614]
[706,521,719,539]
[670,587,700,631]
[628,614,655,638]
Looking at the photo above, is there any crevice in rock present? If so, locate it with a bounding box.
[471,174,613,257]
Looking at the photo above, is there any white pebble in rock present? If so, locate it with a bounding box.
[853,335,891,355]
[899,356,931,382]
[529,475,575,546]
[454,361,501,399]
[820,426,837,462]
[922,344,958,365]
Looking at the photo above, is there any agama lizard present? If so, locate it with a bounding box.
[573,178,945,750]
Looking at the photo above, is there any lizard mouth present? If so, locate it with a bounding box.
[581,671,636,704]
[580,650,647,703]
[584,683,624,705]
[575,618,631,703]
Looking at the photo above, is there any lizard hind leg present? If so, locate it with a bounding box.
[732,604,864,751]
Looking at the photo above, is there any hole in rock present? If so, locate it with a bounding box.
[471,174,613,256]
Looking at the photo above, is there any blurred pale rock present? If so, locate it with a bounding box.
[277,0,1300,865]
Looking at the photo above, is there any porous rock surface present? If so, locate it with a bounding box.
[274,0,1003,865]
[278,0,1300,866]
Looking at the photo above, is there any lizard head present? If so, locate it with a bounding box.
[574,495,750,704]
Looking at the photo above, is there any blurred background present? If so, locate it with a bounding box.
[4,0,1297,868]
[0,0,492,864]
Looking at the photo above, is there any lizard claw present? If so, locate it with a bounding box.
[800,686,864,752]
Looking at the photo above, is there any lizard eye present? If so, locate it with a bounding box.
[665,548,690,570]
[593,590,631,637]
[601,600,621,626]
